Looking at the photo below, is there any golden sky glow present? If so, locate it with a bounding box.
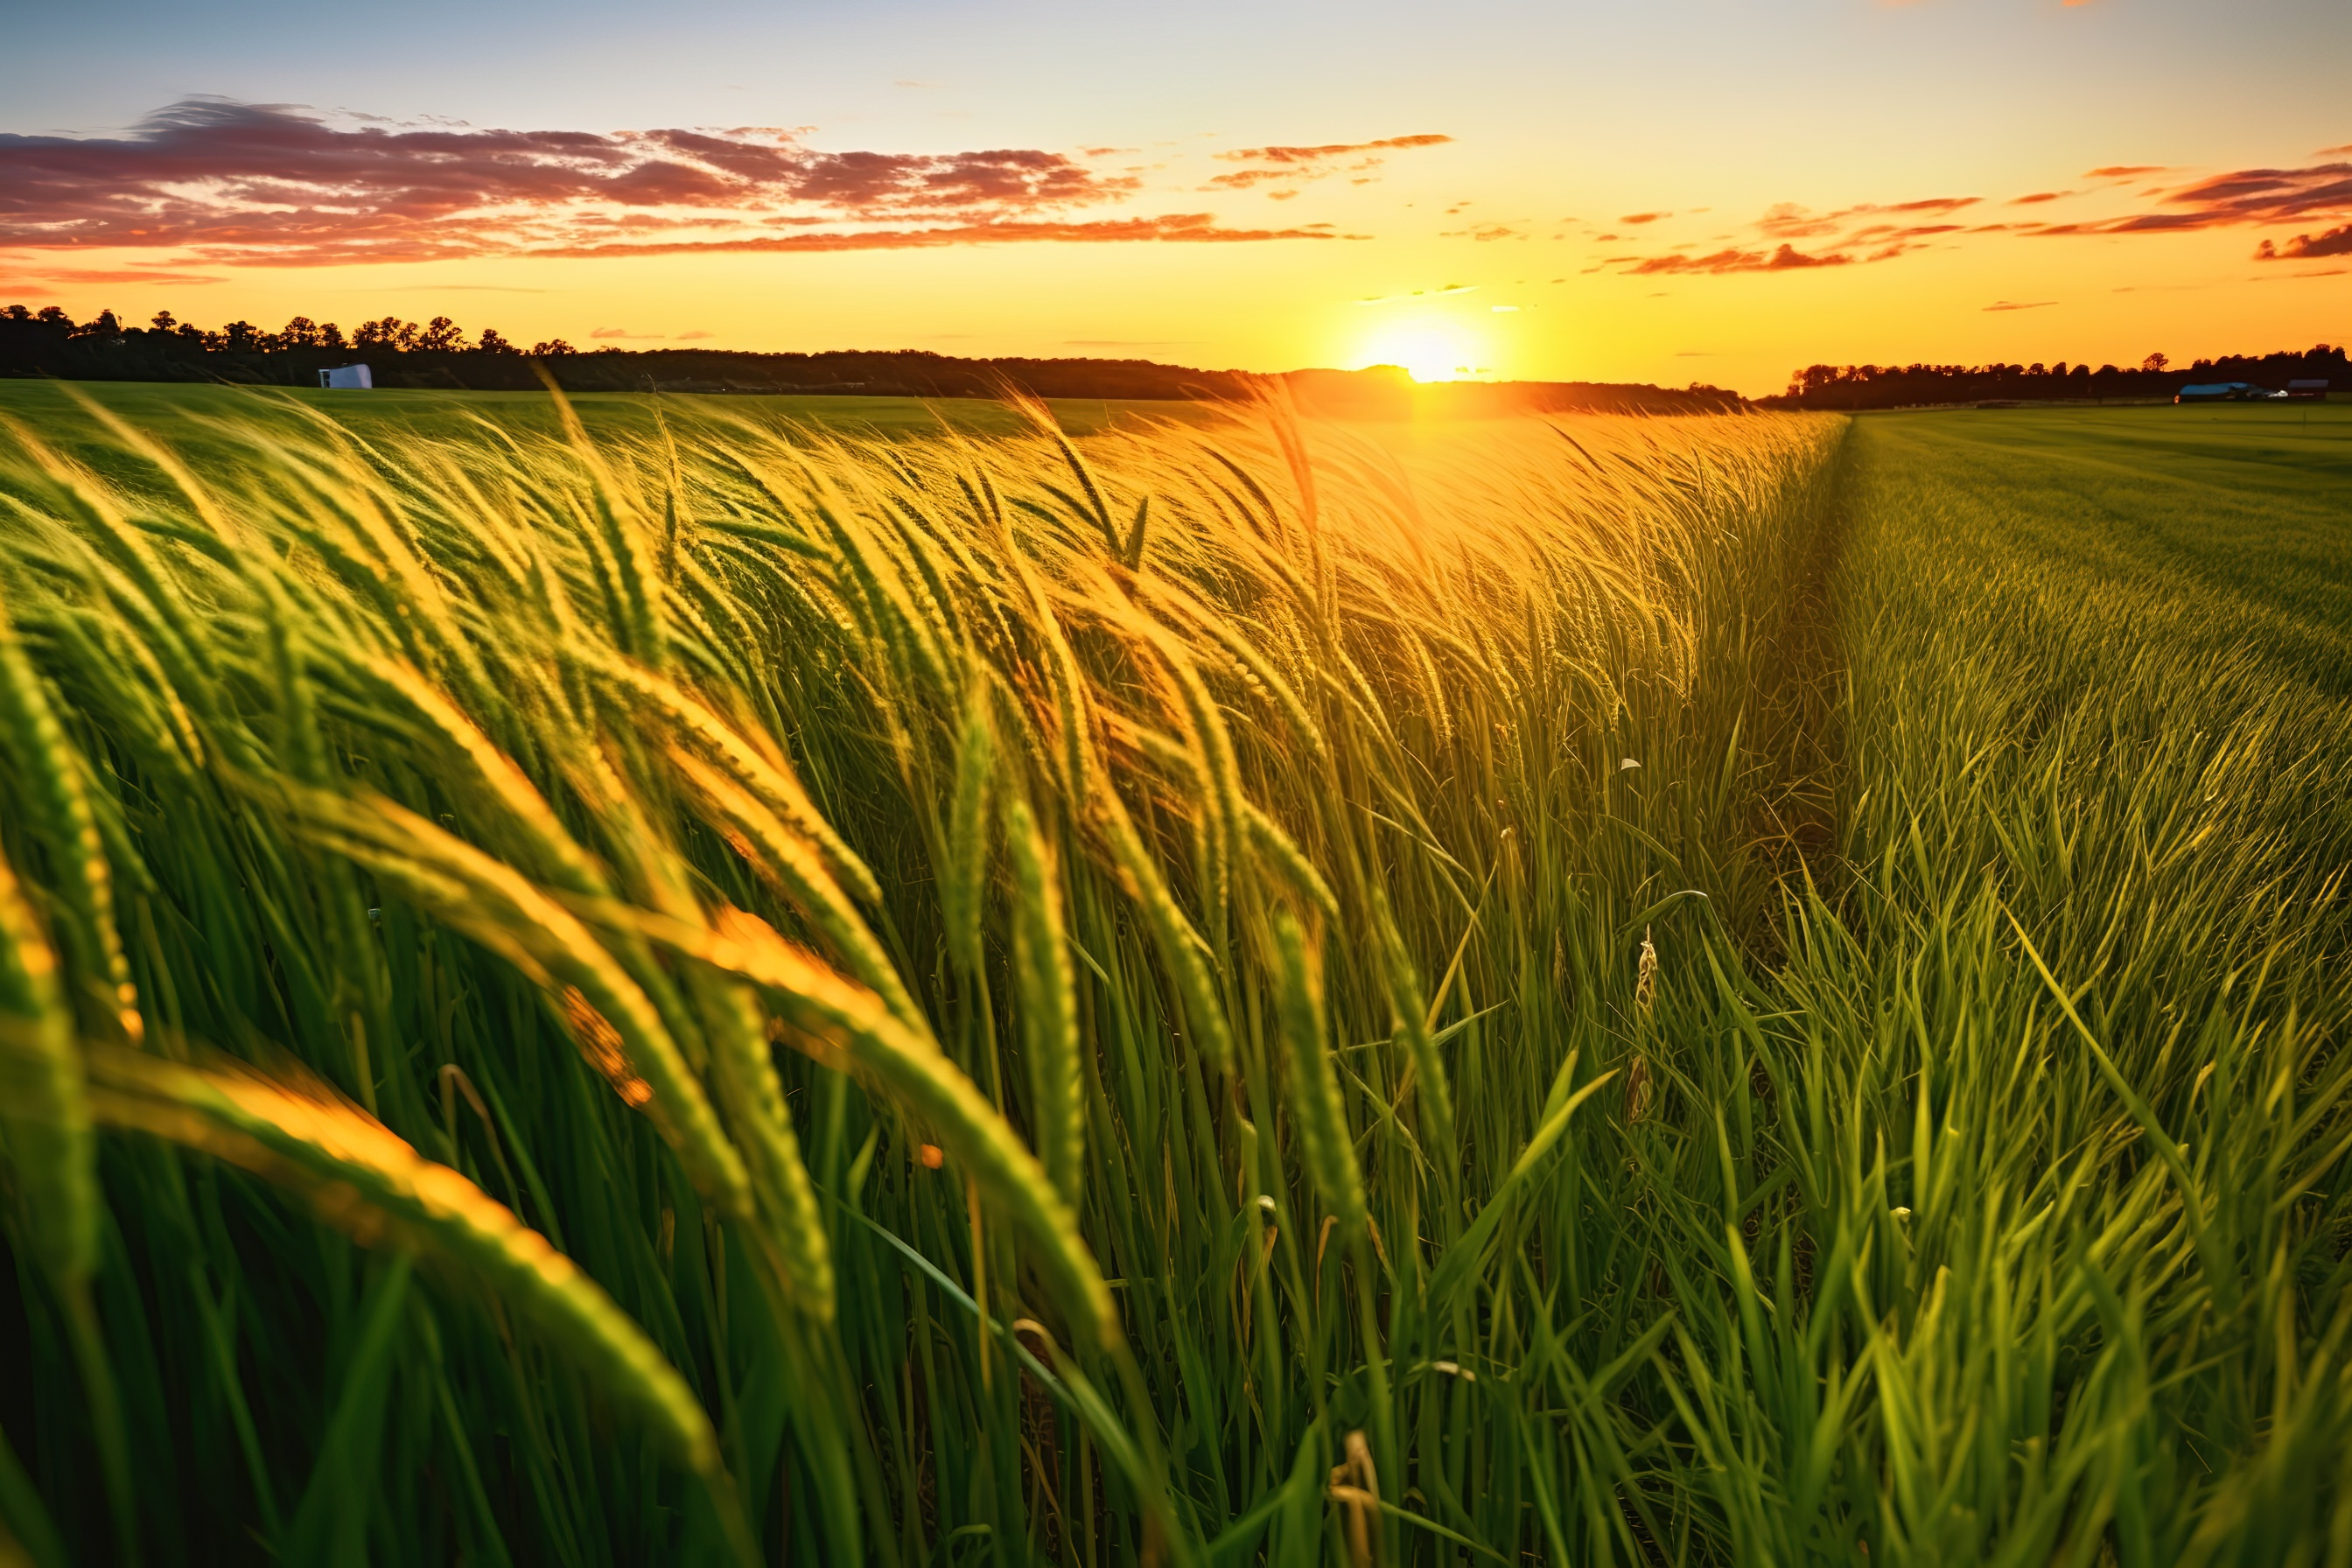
[2,0,2346,396]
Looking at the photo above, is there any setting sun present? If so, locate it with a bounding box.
[1356,319,1491,382]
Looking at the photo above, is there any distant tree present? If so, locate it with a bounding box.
[416,316,467,352]
[278,316,322,349]
[150,309,178,334]
[318,322,346,351]
[528,339,578,356]
[2142,352,2169,373]
[34,307,70,328]
[3,305,30,324]
[75,311,122,340]
[476,326,519,354]
[220,320,262,353]
[353,317,421,350]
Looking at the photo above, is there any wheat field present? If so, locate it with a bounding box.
[0,388,2346,1566]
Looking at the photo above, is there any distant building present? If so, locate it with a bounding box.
[318,363,373,389]
[2286,379,2329,400]
[2175,382,2280,403]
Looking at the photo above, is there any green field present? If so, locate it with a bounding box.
[0,390,2347,1566]
[0,377,1237,452]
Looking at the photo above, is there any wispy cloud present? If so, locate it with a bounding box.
[1622,243,1854,276]
[2088,160,2352,234]
[1206,133,1449,192]
[1595,148,2352,284]
[0,264,226,286]
[2257,227,2352,261]
[0,98,1348,267]
[2012,156,2352,256]
[1984,299,2056,311]
[1755,197,1978,241]
[1353,282,1479,304]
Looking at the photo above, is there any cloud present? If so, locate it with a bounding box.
[2096,160,2352,234]
[528,214,1354,260]
[2012,157,2352,252]
[1353,283,1478,304]
[1205,132,1449,192]
[2320,144,2352,158]
[1622,242,1853,275]
[0,97,1341,266]
[1217,133,1452,165]
[1755,196,1976,240]
[1619,212,1670,224]
[1984,299,2056,311]
[591,326,664,339]
[2257,225,2352,261]
[2086,164,2170,178]
[0,262,226,285]
[1593,193,1976,275]
[676,329,714,340]
[2008,191,2076,205]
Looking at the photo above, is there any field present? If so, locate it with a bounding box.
[0,380,1236,451]
[0,385,2347,1567]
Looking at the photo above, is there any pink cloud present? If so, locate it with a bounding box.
[0,98,1344,266]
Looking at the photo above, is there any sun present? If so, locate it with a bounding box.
[1355,319,1490,382]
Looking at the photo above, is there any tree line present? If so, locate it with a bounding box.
[1763,345,2348,410]
[0,305,576,378]
[0,303,1746,415]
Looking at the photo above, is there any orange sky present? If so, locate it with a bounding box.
[3,0,2346,396]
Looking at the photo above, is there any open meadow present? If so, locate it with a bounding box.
[0,386,2348,1567]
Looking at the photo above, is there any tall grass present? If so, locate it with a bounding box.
[0,388,2342,1565]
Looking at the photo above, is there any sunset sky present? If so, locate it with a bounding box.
[3,0,2347,396]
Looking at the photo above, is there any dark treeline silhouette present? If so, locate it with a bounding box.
[0,304,1745,416]
[1764,344,2349,410]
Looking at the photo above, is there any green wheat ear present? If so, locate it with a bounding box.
[648,904,1122,1354]
[1272,910,1367,1242]
[1005,791,1083,1208]
[685,966,836,1323]
[0,588,139,1046]
[274,783,755,1222]
[0,829,94,1291]
[941,676,997,983]
[80,1046,734,1473]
